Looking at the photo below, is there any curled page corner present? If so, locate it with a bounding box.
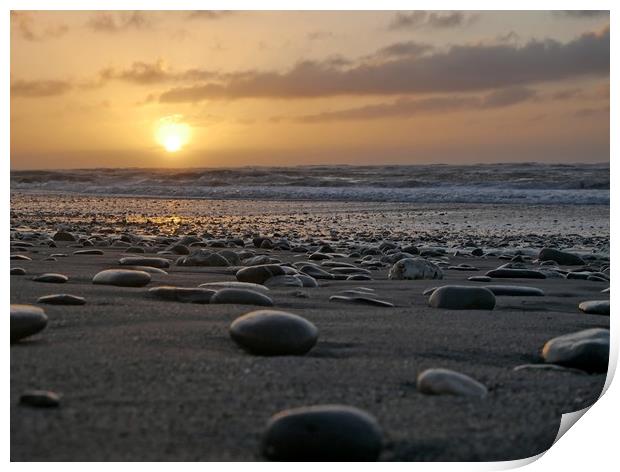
[553,406,591,445]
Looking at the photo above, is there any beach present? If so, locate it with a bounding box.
[10,193,609,461]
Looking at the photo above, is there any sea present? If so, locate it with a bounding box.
[10,163,609,205]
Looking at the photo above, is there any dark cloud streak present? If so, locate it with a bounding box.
[11,79,72,98]
[389,11,476,30]
[87,11,151,33]
[287,87,538,123]
[159,27,609,102]
[11,11,69,41]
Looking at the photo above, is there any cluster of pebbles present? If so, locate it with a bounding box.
[10,223,610,461]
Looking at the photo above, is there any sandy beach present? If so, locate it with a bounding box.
[10,195,609,461]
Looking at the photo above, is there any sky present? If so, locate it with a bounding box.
[10,10,610,169]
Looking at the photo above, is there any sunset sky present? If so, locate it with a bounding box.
[10,10,610,169]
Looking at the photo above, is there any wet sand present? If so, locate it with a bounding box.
[10,242,609,461]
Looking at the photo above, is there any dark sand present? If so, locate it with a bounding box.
[11,244,609,461]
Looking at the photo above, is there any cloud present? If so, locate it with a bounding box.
[389,11,476,30]
[287,87,538,123]
[480,87,538,108]
[186,11,234,20]
[574,106,609,117]
[371,41,434,59]
[11,11,69,41]
[555,11,609,18]
[87,11,151,33]
[159,27,609,102]
[11,79,72,98]
[307,30,335,41]
[98,60,223,85]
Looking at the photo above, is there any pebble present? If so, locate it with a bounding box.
[33,273,68,284]
[37,294,86,305]
[148,286,215,303]
[483,285,545,296]
[19,390,61,408]
[262,405,382,461]
[119,256,170,269]
[125,246,146,253]
[542,328,609,373]
[428,285,496,310]
[329,295,394,307]
[199,281,270,292]
[10,304,48,343]
[74,249,104,255]
[264,275,303,288]
[236,264,286,284]
[11,267,26,275]
[52,231,77,242]
[120,265,168,275]
[513,364,586,374]
[298,265,334,280]
[388,257,443,280]
[176,250,230,267]
[309,252,332,260]
[468,276,491,282]
[578,300,610,316]
[167,244,190,255]
[417,368,488,397]
[211,288,274,306]
[447,265,479,271]
[538,248,585,266]
[92,269,151,287]
[229,310,318,355]
[347,274,373,281]
[218,250,241,265]
[10,254,31,261]
[485,268,546,279]
[295,274,319,288]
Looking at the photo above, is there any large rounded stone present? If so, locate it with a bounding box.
[262,405,382,461]
[119,256,170,269]
[388,257,443,280]
[578,300,610,316]
[417,368,488,397]
[236,264,285,284]
[11,304,48,343]
[229,310,318,355]
[92,269,151,287]
[539,248,585,266]
[428,285,496,310]
[211,288,274,306]
[542,328,609,373]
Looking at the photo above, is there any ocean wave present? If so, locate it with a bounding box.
[10,163,609,204]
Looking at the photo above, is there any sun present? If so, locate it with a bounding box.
[155,115,191,153]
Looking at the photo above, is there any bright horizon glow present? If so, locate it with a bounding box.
[155,116,191,153]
